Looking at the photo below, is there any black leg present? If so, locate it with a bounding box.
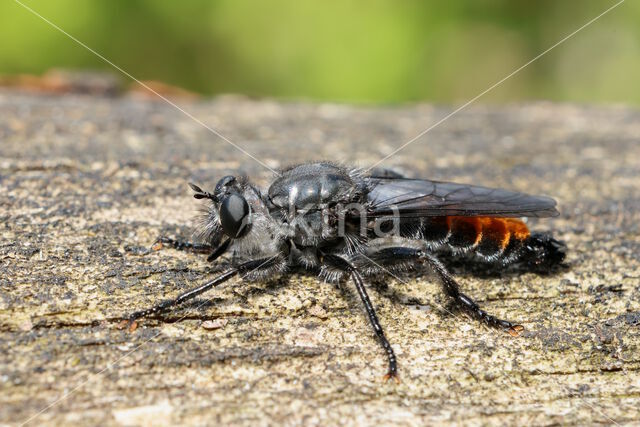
[124,256,279,330]
[124,268,238,330]
[153,236,213,254]
[153,236,231,262]
[421,251,524,335]
[207,238,231,262]
[324,254,398,381]
[362,247,524,336]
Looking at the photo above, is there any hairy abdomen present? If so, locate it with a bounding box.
[416,216,565,267]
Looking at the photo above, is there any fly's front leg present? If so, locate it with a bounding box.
[152,236,213,253]
[123,268,238,331]
[365,247,524,336]
[324,254,398,382]
[153,236,231,263]
[122,256,281,331]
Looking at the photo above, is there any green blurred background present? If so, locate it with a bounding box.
[1,0,637,104]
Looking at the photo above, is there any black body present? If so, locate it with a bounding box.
[125,162,566,380]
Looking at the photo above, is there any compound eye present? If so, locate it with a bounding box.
[219,193,251,238]
[215,175,237,196]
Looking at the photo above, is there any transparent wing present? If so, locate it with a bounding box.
[365,177,559,218]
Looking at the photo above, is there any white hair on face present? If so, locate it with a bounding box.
[192,202,221,245]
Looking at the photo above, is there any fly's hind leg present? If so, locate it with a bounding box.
[423,252,524,335]
[364,247,524,336]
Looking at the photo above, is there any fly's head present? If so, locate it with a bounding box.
[190,175,252,244]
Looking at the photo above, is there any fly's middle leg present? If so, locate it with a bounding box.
[323,254,399,382]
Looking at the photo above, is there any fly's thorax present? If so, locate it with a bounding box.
[264,162,374,248]
[277,204,337,248]
[265,201,372,255]
[267,162,367,212]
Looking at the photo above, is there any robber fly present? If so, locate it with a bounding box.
[125,162,566,380]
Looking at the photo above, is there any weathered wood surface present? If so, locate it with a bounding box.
[1,92,639,426]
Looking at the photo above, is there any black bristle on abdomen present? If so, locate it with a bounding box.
[438,232,566,273]
[500,232,566,271]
